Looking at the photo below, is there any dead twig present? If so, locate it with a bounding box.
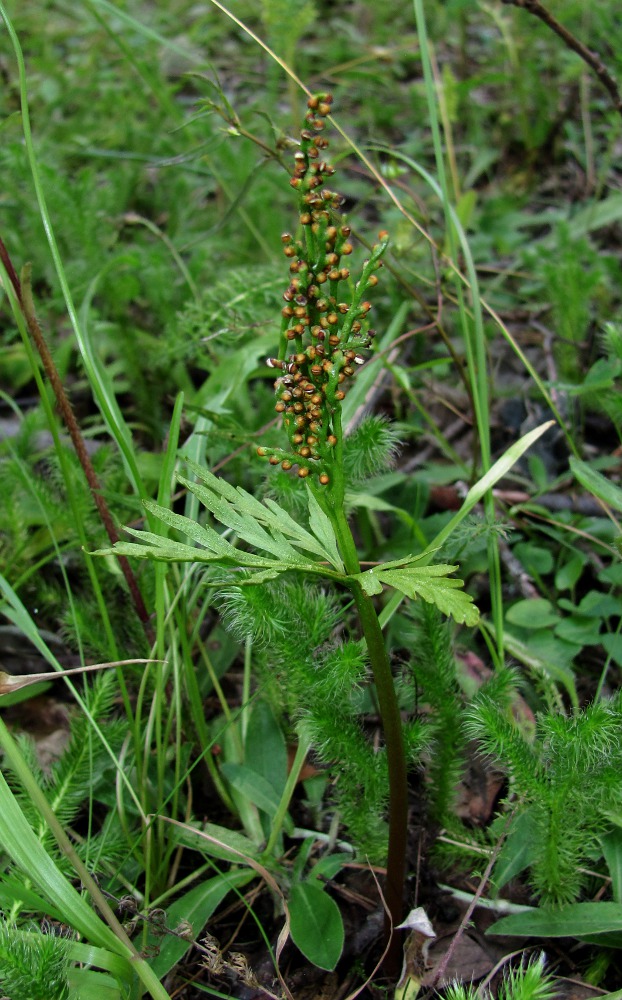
[424,814,512,993]
[0,236,152,636]
[501,0,622,119]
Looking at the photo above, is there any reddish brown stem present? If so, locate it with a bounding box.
[0,236,151,633]
[502,0,622,119]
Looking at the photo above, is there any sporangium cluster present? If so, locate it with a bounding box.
[257,93,388,484]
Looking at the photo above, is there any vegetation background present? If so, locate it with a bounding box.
[0,0,622,998]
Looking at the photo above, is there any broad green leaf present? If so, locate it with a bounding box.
[576,590,622,618]
[560,357,621,396]
[175,821,258,863]
[67,967,122,999]
[602,829,622,905]
[368,550,432,572]
[178,474,301,561]
[570,457,622,513]
[289,881,344,971]
[379,568,479,625]
[97,470,347,575]
[599,564,622,587]
[554,617,601,646]
[148,870,254,978]
[493,808,540,891]
[567,193,622,239]
[104,538,231,564]
[149,493,296,563]
[220,763,287,821]
[489,902,622,938]
[98,533,322,580]
[506,599,559,629]
[602,633,622,668]
[142,500,238,557]
[245,701,288,797]
[513,542,554,576]
[310,855,346,881]
[555,554,585,591]
[96,537,237,565]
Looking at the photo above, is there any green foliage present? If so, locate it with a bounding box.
[355,556,479,626]
[570,457,622,515]
[106,463,345,573]
[488,900,622,941]
[288,879,343,971]
[443,953,558,1000]
[576,324,622,382]
[2,0,622,990]
[579,323,622,436]
[169,263,283,369]
[2,672,127,891]
[406,603,469,823]
[216,574,295,648]
[260,0,317,58]
[99,459,478,623]
[343,414,402,484]
[259,0,317,116]
[466,693,622,905]
[218,575,394,857]
[0,921,71,1000]
[0,419,147,659]
[403,603,518,831]
[0,424,119,570]
[525,223,607,378]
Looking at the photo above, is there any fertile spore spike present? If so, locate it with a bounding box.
[258,94,388,485]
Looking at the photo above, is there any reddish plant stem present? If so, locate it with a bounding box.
[0,236,151,633]
[328,499,407,975]
[351,582,407,976]
[502,0,622,119]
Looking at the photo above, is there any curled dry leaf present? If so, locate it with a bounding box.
[0,659,162,695]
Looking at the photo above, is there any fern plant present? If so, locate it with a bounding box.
[97,93,545,961]
[96,99,478,968]
[465,691,622,905]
